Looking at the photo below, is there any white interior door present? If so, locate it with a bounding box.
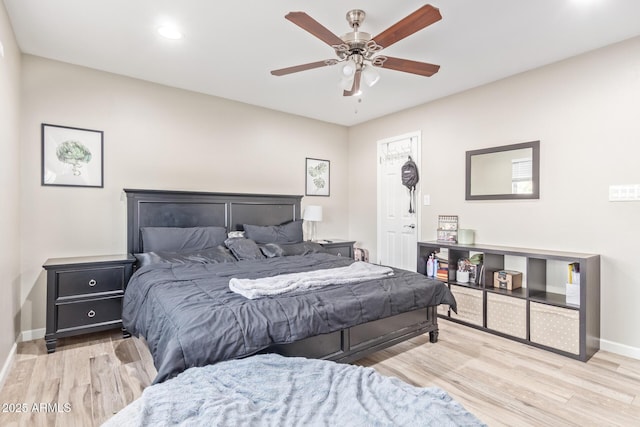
[377,133,420,271]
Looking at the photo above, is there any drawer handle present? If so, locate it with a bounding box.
[88,279,97,287]
[87,310,96,318]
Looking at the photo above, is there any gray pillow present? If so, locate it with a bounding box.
[224,237,265,260]
[134,246,237,267]
[260,242,327,258]
[243,220,303,244]
[141,226,227,252]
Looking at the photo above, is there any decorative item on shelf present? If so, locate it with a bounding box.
[458,229,475,245]
[303,205,323,242]
[433,252,448,281]
[493,270,523,290]
[468,253,483,285]
[436,267,448,282]
[566,262,580,305]
[469,264,478,284]
[437,215,458,243]
[456,258,471,283]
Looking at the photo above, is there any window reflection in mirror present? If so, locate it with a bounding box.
[466,141,539,200]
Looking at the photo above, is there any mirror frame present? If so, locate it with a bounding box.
[465,140,540,200]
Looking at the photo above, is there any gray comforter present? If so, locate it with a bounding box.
[123,253,456,383]
[103,354,485,427]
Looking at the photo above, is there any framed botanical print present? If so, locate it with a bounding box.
[305,158,330,196]
[41,123,104,188]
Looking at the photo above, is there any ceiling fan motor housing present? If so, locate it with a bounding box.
[341,9,374,58]
[346,9,366,29]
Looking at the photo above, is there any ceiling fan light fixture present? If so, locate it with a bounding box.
[362,65,380,87]
[339,76,354,90]
[342,59,357,77]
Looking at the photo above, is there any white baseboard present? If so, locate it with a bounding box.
[19,328,45,342]
[600,339,640,360]
[0,342,17,392]
[0,328,46,391]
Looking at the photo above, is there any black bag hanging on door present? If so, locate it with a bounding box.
[401,156,419,213]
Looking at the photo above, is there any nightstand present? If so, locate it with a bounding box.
[43,254,135,353]
[318,240,356,259]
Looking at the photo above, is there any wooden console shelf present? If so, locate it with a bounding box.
[417,241,600,361]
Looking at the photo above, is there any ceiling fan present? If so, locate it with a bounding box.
[270,4,442,97]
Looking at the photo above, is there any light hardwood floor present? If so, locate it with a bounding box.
[1,321,639,426]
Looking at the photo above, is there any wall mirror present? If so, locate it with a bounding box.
[465,140,540,200]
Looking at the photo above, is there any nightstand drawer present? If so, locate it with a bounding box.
[324,246,352,257]
[56,296,123,331]
[317,241,356,259]
[57,266,125,298]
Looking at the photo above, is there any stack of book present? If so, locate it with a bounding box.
[566,262,580,305]
[436,254,449,282]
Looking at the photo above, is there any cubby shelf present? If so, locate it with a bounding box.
[418,241,600,361]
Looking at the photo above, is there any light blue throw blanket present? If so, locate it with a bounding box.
[103,354,485,426]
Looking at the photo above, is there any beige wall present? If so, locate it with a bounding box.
[19,55,348,333]
[7,26,640,360]
[348,36,640,354]
[0,3,21,372]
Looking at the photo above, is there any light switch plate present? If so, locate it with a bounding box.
[423,195,431,205]
[609,184,640,201]
[0,40,4,58]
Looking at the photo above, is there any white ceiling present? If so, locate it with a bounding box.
[5,0,640,126]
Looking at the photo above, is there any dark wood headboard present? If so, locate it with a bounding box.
[124,189,302,254]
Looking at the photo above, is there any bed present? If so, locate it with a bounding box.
[103,354,485,426]
[122,189,456,383]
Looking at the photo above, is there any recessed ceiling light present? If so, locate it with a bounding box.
[157,26,183,40]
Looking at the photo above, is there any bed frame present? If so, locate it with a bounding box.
[124,188,440,364]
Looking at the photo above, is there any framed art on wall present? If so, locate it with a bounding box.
[305,158,330,196]
[41,123,104,188]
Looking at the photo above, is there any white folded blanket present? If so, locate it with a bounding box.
[229,262,394,299]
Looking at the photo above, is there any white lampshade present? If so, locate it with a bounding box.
[340,76,354,90]
[303,205,323,222]
[342,59,357,77]
[362,65,380,87]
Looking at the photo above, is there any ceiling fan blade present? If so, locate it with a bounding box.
[372,4,442,49]
[285,12,344,47]
[343,69,362,96]
[271,60,337,76]
[379,56,440,77]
